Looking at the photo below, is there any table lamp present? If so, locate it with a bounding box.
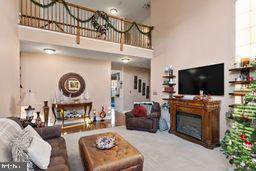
[20,90,38,122]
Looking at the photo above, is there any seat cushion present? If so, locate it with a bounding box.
[47,138,68,163]
[128,117,153,130]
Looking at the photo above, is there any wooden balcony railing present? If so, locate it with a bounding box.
[19,0,153,49]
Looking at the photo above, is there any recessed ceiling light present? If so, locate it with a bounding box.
[110,8,118,14]
[121,58,130,63]
[44,48,56,55]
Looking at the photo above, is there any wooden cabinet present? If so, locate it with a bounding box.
[169,98,221,149]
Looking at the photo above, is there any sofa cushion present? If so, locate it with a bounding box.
[132,106,147,117]
[0,118,22,161]
[47,137,68,162]
[134,102,153,115]
[10,127,34,170]
[27,136,52,170]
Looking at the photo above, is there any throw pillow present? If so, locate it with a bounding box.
[27,137,52,170]
[11,128,34,171]
[159,118,169,132]
[23,125,41,139]
[0,118,22,162]
[132,105,147,117]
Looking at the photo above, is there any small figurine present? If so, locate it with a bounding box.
[99,106,106,121]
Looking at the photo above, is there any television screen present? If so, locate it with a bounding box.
[178,63,224,95]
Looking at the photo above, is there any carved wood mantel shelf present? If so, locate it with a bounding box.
[168,98,221,149]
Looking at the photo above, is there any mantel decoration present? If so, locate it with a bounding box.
[58,73,85,97]
[29,0,153,38]
[96,136,115,150]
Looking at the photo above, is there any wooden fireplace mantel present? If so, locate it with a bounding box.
[168,98,221,149]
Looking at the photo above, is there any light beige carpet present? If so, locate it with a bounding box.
[63,126,229,171]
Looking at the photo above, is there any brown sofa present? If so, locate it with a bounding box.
[9,118,69,171]
[125,102,161,133]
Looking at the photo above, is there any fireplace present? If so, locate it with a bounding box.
[176,111,202,140]
[169,98,221,149]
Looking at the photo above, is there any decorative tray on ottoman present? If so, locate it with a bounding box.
[96,136,115,150]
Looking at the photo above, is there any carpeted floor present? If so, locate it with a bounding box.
[63,126,229,171]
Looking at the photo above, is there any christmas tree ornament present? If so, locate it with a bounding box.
[240,134,247,141]
[243,141,253,150]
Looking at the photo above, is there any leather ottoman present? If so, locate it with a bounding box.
[79,132,144,171]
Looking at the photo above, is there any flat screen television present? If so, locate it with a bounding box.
[178,63,224,95]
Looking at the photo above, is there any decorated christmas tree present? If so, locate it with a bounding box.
[221,81,256,170]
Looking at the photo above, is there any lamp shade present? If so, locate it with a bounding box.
[20,90,39,106]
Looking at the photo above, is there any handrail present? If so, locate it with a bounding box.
[19,0,153,49]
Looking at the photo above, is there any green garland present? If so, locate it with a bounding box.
[29,0,153,35]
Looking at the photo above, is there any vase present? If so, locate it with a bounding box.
[99,106,106,121]
[35,111,42,126]
[43,101,49,125]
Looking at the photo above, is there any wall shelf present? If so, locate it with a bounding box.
[229,67,256,72]
[162,70,176,100]
[229,92,246,96]
[162,83,176,86]
[162,91,176,93]
[162,76,176,79]
[229,80,253,84]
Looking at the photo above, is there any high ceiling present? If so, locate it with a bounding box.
[67,0,151,23]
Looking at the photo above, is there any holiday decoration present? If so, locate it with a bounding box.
[29,0,153,36]
[221,80,256,170]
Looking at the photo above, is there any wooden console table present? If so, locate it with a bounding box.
[52,102,92,127]
[168,98,221,149]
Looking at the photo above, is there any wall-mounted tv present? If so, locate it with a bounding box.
[178,63,224,95]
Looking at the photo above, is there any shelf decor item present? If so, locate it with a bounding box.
[95,136,115,150]
[99,106,106,121]
[162,65,176,100]
[43,101,49,125]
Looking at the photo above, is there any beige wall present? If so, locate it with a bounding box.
[21,52,111,116]
[0,0,20,117]
[122,66,150,112]
[151,0,235,138]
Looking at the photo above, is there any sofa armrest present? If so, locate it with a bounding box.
[35,125,61,140]
[147,112,161,118]
[125,111,135,118]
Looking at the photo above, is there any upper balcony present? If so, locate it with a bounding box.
[19,0,153,52]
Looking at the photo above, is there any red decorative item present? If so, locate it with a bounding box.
[132,105,147,117]
[240,134,247,141]
[253,91,256,97]
[243,141,253,150]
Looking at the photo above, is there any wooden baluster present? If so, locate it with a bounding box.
[120,19,124,51]
[20,0,23,24]
[76,8,80,44]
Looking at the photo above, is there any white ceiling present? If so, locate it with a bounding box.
[20,41,151,69]
[66,0,151,23]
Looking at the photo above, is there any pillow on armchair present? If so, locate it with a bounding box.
[132,105,147,117]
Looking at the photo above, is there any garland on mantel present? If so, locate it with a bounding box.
[29,0,153,36]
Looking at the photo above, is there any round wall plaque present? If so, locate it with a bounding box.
[58,73,85,97]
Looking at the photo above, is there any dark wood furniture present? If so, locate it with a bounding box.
[52,102,92,127]
[169,98,221,149]
[79,132,144,171]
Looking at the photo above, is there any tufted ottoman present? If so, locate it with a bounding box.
[79,132,144,171]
